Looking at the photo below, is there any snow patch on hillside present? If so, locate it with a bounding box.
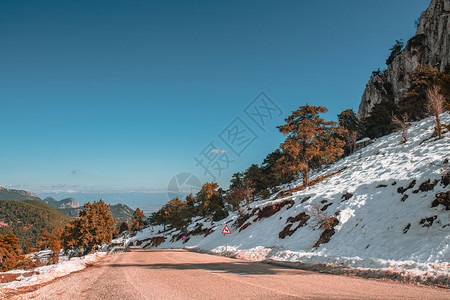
[126,113,450,286]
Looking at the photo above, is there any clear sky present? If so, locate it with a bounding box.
[0,0,430,211]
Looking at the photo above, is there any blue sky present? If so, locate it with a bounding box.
[0,0,429,211]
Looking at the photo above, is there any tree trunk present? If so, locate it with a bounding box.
[302,168,309,186]
[436,113,442,139]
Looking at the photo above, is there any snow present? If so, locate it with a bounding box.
[1,114,447,291]
[0,252,107,294]
[356,137,372,144]
[126,113,450,285]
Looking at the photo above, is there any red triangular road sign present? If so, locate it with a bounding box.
[221,224,232,234]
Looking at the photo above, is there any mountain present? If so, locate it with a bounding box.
[42,196,133,221]
[357,0,450,119]
[126,113,450,287]
[0,184,135,248]
[42,196,59,207]
[43,197,80,209]
[0,199,72,247]
[0,186,41,201]
[59,197,80,209]
[54,202,135,223]
[110,203,135,223]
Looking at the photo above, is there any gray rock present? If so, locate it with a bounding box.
[357,0,450,119]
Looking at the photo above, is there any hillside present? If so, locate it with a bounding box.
[0,192,134,247]
[126,113,450,286]
[0,186,41,201]
[0,200,72,247]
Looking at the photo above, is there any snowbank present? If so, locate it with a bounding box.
[0,252,107,295]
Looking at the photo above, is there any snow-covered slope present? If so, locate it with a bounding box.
[127,113,450,286]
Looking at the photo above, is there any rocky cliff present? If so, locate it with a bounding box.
[357,0,450,119]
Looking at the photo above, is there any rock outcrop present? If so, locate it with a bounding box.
[58,197,80,209]
[43,196,80,209]
[357,0,450,119]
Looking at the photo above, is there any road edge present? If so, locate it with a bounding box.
[183,246,449,289]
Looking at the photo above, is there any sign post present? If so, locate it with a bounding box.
[221,225,232,253]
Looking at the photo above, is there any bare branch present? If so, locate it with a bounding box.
[426,86,445,139]
[391,112,409,144]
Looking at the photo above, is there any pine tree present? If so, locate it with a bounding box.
[261,149,295,188]
[386,40,404,66]
[23,241,34,254]
[361,99,398,139]
[338,109,359,133]
[272,153,299,189]
[278,104,345,186]
[439,65,450,110]
[151,198,192,230]
[62,199,115,256]
[243,164,267,197]
[0,233,24,271]
[338,109,359,154]
[116,221,130,235]
[229,172,245,190]
[132,208,145,232]
[197,182,228,221]
[37,228,63,264]
[37,230,52,250]
[47,236,61,264]
[398,65,450,120]
[227,179,255,211]
[48,228,63,264]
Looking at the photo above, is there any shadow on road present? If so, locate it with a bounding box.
[131,249,187,253]
[108,260,319,276]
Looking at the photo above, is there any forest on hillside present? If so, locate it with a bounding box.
[0,200,71,247]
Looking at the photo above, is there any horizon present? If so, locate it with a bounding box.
[0,0,430,211]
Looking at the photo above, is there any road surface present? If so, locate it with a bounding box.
[10,249,449,299]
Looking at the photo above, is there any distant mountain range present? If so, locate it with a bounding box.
[54,203,135,222]
[0,186,135,223]
[0,185,41,201]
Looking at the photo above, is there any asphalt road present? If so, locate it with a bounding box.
[11,249,449,299]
